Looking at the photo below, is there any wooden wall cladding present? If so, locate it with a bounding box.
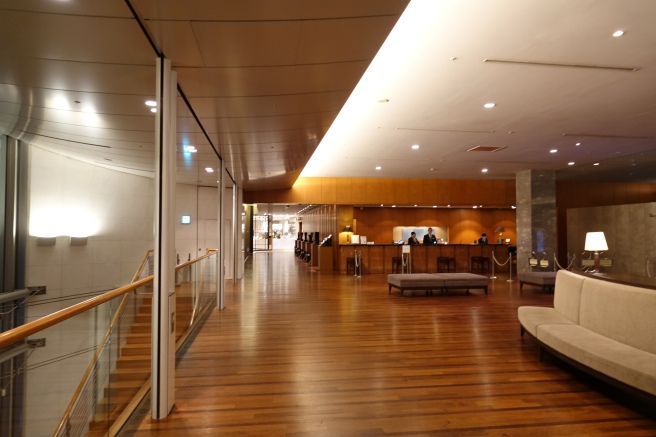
[353,207,516,247]
[244,177,517,207]
[555,181,656,264]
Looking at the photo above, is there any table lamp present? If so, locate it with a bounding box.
[494,226,505,244]
[584,231,608,272]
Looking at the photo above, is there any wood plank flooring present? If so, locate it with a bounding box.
[121,251,656,436]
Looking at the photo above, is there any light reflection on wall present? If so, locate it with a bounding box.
[29,206,99,238]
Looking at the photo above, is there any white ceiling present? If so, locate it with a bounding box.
[0,0,654,194]
[302,0,656,183]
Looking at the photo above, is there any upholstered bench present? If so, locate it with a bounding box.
[388,273,488,296]
[388,274,444,297]
[518,271,557,292]
[437,273,488,295]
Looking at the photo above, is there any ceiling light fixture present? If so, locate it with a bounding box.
[433,205,437,208]
[593,163,600,166]
[550,149,558,153]
[481,168,488,173]
[612,30,624,37]
[150,108,157,113]
[412,144,420,150]
[473,205,478,209]
[483,103,496,108]
[375,166,382,170]
[568,162,575,166]
[575,142,581,146]
[145,100,156,107]
[183,145,197,153]
[205,168,214,172]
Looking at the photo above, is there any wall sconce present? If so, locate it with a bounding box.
[584,231,608,272]
[37,237,56,246]
[69,236,88,246]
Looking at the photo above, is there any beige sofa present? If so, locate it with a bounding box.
[518,270,656,400]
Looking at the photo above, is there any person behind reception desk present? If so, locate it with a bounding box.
[408,232,419,245]
[478,233,488,244]
[423,228,437,245]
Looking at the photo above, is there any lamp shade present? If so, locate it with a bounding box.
[342,225,353,233]
[584,232,608,251]
[494,226,505,233]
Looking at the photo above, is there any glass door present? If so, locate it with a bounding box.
[253,215,271,251]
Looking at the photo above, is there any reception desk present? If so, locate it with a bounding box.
[338,244,512,275]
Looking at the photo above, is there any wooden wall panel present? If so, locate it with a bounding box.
[423,179,438,205]
[321,178,336,204]
[244,177,518,207]
[435,180,449,205]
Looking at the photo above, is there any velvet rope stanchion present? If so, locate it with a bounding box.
[507,252,514,282]
[553,252,576,271]
[491,251,511,280]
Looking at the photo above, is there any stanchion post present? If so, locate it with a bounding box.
[490,251,497,279]
[507,252,514,282]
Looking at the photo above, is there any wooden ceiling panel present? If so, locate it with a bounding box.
[145,21,206,67]
[296,15,403,64]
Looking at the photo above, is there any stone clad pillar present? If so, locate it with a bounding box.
[516,170,557,272]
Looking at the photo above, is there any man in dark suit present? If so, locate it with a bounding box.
[478,233,488,244]
[408,232,419,245]
[423,227,437,245]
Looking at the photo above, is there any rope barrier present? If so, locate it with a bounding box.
[491,251,510,267]
[553,252,576,271]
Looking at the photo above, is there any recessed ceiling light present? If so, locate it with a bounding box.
[483,103,496,108]
[380,204,384,207]
[150,108,157,113]
[575,142,581,146]
[612,30,624,37]
[414,204,417,207]
[392,205,396,208]
[411,144,420,150]
[183,145,197,153]
[433,205,437,208]
[593,163,600,166]
[375,166,382,170]
[429,168,435,171]
[205,167,214,172]
[473,205,478,209]
[145,100,156,107]
[511,206,516,209]
[447,204,451,207]
[568,162,575,166]
[550,149,558,153]
[481,168,488,173]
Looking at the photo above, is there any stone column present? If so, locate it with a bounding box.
[516,170,557,272]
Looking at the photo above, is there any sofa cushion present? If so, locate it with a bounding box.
[518,306,575,337]
[387,274,445,289]
[537,324,656,396]
[432,273,488,287]
[553,270,586,323]
[579,278,656,355]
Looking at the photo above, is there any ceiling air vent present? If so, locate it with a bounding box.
[467,146,506,153]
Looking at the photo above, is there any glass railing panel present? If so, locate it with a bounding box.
[175,252,217,344]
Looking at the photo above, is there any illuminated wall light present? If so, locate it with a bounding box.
[432,205,437,208]
[511,206,516,209]
[392,205,396,208]
[30,207,99,239]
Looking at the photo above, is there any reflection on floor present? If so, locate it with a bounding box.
[122,251,656,436]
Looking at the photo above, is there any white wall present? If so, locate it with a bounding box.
[24,146,155,436]
[175,185,219,262]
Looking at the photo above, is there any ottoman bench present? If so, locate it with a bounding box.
[518,271,557,292]
[388,274,444,297]
[388,273,488,296]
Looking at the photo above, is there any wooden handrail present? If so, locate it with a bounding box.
[131,249,154,283]
[0,276,153,349]
[0,250,219,350]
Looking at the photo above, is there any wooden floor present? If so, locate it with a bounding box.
[122,251,656,436]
